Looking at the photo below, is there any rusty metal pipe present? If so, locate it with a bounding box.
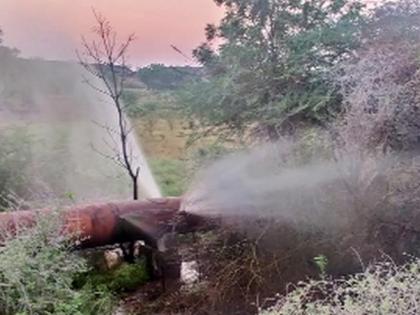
[0,197,182,248]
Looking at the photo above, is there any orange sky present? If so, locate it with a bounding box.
[0,0,223,66]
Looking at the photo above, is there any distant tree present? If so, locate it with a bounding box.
[0,28,21,110]
[0,28,19,59]
[0,129,31,211]
[183,0,366,140]
[138,64,201,90]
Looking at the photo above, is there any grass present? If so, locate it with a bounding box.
[149,158,187,196]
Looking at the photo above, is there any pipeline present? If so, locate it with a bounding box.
[0,197,182,248]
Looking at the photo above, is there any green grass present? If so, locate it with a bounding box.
[149,158,187,196]
[74,259,150,294]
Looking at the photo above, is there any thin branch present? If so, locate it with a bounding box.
[80,10,139,201]
[90,143,127,170]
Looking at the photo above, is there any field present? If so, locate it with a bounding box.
[3,2,420,312]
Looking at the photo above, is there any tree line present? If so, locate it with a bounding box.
[181,0,420,141]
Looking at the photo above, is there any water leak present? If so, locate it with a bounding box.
[0,58,161,204]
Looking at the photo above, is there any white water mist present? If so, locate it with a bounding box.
[97,85,162,198]
[182,142,387,229]
[0,57,161,204]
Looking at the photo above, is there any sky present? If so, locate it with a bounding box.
[0,0,223,66]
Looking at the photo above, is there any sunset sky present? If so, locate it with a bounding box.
[0,0,223,66]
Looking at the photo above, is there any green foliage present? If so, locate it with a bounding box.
[0,128,32,210]
[123,88,179,122]
[150,158,187,196]
[313,255,328,277]
[122,89,140,111]
[184,0,366,138]
[138,64,201,90]
[0,212,115,315]
[143,145,234,198]
[53,288,114,315]
[123,88,161,118]
[126,99,159,119]
[76,260,149,293]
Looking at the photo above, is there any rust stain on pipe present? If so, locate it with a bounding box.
[0,197,181,248]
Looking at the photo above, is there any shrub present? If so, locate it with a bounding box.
[0,211,115,315]
[260,258,420,315]
[0,128,32,210]
[76,259,150,293]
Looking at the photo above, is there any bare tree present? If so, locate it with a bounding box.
[78,10,140,200]
[78,11,146,264]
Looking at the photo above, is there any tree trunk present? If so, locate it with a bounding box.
[126,174,160,281]
[124,175,139,263]
[132,176,138,201]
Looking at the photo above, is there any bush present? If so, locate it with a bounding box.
[0,212,115,315]
[76,260,149,293]
[260,258,420,315]
[0,128,32,210]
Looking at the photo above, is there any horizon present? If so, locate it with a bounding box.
[0,0,223,67]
